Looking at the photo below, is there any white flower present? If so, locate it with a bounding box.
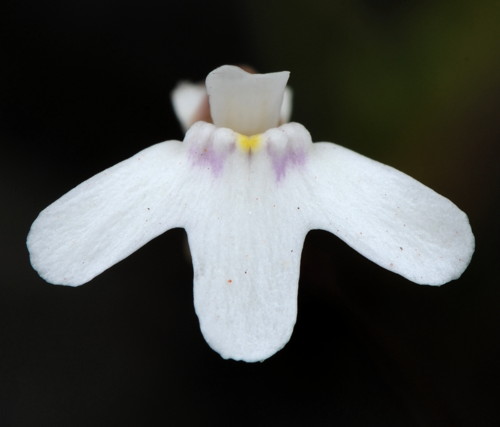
[27,65,474,362]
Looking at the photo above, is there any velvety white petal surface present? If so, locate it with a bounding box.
[183,122,311,362]
[27,62,477,365]
[27,141,188,286]
[305,142,474,285]
[171,82,207,131]
[206,65,289,135]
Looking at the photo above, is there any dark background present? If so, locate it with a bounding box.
[2,1,499,426]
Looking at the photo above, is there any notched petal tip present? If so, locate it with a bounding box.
[201,321,293,363]
[206,65,290,135]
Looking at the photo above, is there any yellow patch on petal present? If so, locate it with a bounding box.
[236,133,263,153]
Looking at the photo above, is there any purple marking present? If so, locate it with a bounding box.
[188,143,234,177]
[267,146,307,181]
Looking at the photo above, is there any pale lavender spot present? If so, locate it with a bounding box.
[189,144,234,177]
[268,147,307,181]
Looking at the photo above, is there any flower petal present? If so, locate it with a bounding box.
[206,65,289,135]
[183,123,311,362]
[189,221,306,362]
[27,141,188,286]
[306,142,474,285]
[280,87,293,124]
[171,82,208,131]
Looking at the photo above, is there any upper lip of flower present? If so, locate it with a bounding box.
[26,65,475,363]
[206,65,290,135]
[172,65,293,134]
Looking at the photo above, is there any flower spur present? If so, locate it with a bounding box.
[27,65,474,362]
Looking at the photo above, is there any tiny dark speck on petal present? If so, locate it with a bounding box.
[400,247,403,250]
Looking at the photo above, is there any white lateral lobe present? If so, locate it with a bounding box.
[306,142,474,285]
[185,143,310,362]
[27,141,188,286]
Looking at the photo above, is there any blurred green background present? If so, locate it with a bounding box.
[1,0,499,426]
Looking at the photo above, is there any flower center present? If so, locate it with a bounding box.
[185,122,312,181]
[236,134,263,153]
